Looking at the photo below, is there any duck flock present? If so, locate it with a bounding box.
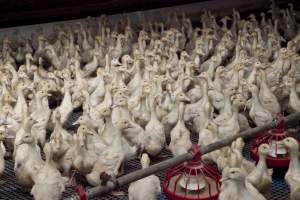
[0,1,300,200]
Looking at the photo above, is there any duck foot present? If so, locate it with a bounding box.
[111,191,125,196]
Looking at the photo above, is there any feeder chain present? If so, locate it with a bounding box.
[74,185,88,200]
[191,144,201,162]
[275,114,285,131]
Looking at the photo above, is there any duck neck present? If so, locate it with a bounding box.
[116,36,122,51]
[231,69,240,88]
[25,58,31,70]
[35,93,44,107]
[17,85,24,97]
[274,53,284,71]
[185,64,192,76]
[150,99,158,120]
[257,154,268,170]
[289,82,297,96]
[251,89,262,107]
[104,55,110,73]
[103,88,112,105]
[37,40,43,51]
[260,70,268,90]
[289,148,300,172]
[223,93,232,115]
[155,79,163,95]
[177,101,185,122]
[64,83,71,94]
[207,63,216,80]
[214,73,222,91]
[104,115,112,124]
[45,149,54,165]
[202,80,209,102]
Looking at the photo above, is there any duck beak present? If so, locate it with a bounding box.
[127,122,134,128]
[128,57,134,63]
[116,60,122,66]
[183,96,191,103]
[220,176,229,182]
[72,120,80,125]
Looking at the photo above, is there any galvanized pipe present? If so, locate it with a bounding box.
[65,112,300,200]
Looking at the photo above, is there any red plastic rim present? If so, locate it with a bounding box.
[250,130,299,168]
[163,161,220,200]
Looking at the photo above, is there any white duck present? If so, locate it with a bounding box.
[161,88,189,133]
[144,96,166,156]
[14,127,44,189]
[128,153,161,200]
[247,143,273,196]
[217,96,241,140]
[66,127,98,175]
[118,119,145,153]
[219,167,266,200]
[80,124,107,155]
[169,102,192,156]
[198,121,221,163]
[230,138,255,174]
[13,82,28,123]
[283,137,300,200]
[89,68,106,107]
[30,89,51,146]
[86,132,132,186]
[57,80,73,125]
[248,84,273,127]
[31,143,66,200]
[111,90,132,127]
[0,131,5,177]
[213,88,235,125]
[49,111,73,174]
[258,69,281,117]
[286,77,300,113]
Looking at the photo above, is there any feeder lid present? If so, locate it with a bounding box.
[179,173,206,191]
[269,140,287,157]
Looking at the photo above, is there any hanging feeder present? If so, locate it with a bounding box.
[250,114,299,168]
[163,144,221,200]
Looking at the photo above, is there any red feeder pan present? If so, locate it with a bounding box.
[163,145,221,200]
[250,114,299,168]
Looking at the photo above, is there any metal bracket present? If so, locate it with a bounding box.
[191,144,201,162]
[100,172,119,188]
[275,114,285,132]
[74,185,88,200]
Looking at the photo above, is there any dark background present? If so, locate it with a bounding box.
[0,0,299,28]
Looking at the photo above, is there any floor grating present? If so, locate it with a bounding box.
[0,112,291,200]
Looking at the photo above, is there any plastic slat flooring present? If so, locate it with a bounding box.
[0,112,290,200]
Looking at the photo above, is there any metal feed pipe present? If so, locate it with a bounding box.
[65,112,300,200]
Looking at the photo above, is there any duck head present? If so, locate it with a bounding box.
[283,137,299,152]
[121,55,134,65]
[247,84,259,94]
[173,91,190,103]
[216,66,225,78]
[221,167,246,183]
[76,125,88,147]
[258,143,271,156]
[116,119,133,130]
[98,106,111,117]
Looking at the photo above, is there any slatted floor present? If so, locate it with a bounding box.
[0,112,291,200]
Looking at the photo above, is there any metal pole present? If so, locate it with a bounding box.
[65,112,300,200]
